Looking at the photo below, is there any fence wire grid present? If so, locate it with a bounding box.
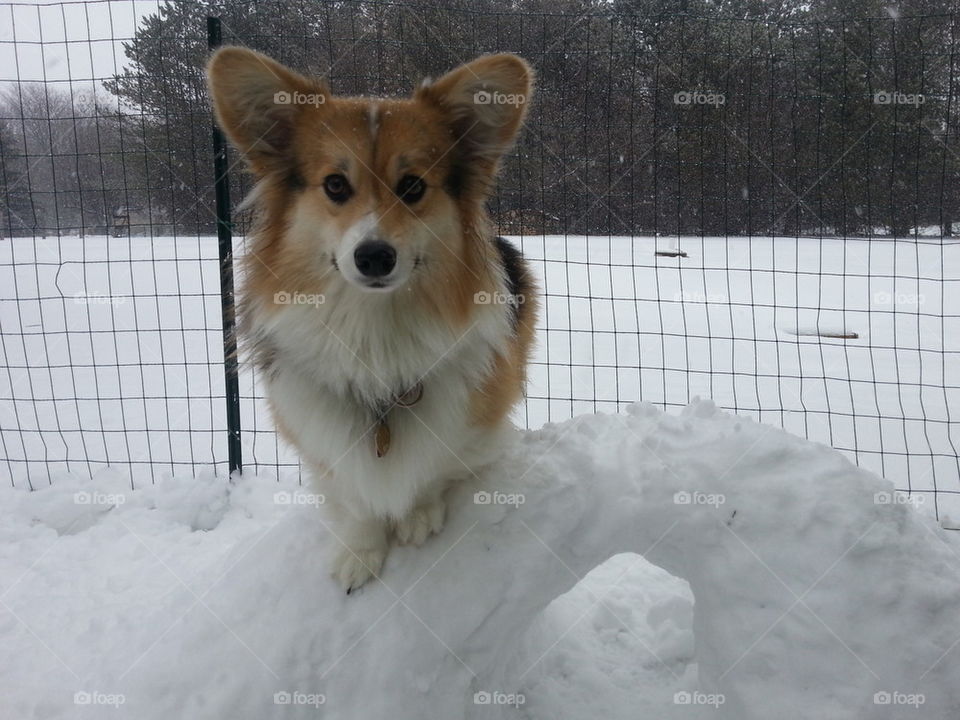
[1,0,959,523]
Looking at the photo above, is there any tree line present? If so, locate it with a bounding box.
[1,0,957,238]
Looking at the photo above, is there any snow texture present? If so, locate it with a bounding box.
[2,400,959,719]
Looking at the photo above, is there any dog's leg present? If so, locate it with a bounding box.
[330,511,389,593]
[394,483,448,547]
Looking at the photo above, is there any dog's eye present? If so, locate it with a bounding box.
[396,175,426,204]
[323,173,352,203]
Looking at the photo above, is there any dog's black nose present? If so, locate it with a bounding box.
[354,240,397,278]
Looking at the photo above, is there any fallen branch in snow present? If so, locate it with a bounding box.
[2,401,959,719]
[782,325,861,340]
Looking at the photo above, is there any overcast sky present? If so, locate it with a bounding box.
[0,0,160,91]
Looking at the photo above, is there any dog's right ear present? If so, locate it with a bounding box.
[206,47,326,175]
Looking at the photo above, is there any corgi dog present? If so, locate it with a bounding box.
[207,48,537,591]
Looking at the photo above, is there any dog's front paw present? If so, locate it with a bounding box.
[329,515,389,593]
[394,496,446,546]
[332,544,387,593]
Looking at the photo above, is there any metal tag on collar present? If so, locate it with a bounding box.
[373,382,423,458]
[374,420,391,458]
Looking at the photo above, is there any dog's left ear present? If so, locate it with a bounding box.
[416,54,533,194]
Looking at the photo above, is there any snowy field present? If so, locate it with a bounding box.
[2,233,960,718]
[2,401,959,718]
[1,233,958,519]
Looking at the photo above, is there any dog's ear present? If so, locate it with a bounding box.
[416,54,533,196]
[206,47,327,175]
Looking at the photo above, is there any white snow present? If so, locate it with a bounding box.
[2,400,959,719]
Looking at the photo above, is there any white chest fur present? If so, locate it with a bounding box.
[251,285,514,519]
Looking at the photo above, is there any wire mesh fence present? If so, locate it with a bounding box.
[1,1,958,522]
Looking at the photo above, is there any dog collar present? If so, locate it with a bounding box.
[373,381,424,458]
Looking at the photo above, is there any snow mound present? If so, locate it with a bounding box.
[2,401,959,719]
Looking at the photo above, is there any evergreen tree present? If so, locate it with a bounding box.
[0,120,34,237]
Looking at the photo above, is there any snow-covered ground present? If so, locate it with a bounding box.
[2,401,959,719]
[1,233,958,520]
[2,233,960,718]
